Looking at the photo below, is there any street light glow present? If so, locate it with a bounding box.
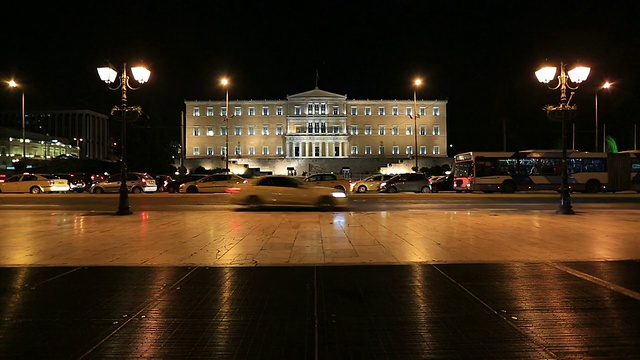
[8,80,18,87]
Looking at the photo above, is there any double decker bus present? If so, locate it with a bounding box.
[453,150,633,193]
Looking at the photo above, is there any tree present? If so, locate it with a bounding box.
[605,135,618,153]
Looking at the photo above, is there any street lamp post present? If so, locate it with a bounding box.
[536,62,590,215]
[412,79,422,172]
[73,137,83,158]
[221,78,230,172]
[97,63,151,215]
[595,82,611,152]
[7,80,26,158]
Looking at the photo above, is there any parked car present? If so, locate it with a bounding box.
[430,173,454,192]
[90,172,157,193]
[303,173,351,193]
[166,174,208,193]
[379,173,431,193]
[0,173,70,193]
[227,175,348,210]
[179,173,247,193]
[351,174,394,193]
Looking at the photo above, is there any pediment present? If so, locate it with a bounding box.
[287,87,346,100]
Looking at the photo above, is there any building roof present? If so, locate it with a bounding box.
[287,87,346,101]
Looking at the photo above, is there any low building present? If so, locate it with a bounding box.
[183,87,449,177]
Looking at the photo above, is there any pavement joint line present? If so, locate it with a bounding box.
[431,264,559,359]
[550,263,640,301]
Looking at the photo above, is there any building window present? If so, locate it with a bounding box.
[295,125,304,133]
[262,106,269,116]
[433,124,440,136]
[206,126,214,136]
[379,146,385,155]
[364,125,372,135]
[406,125,413,135]
[351,146,358,155]
[276,124,283,135]
[378,125,386,135]
[248,125,255,136]
[320,103,326,115]
[234,126,242,136]
[235,145,241,155]
[262,125,269,135]
[262,146,269,155]
[433,107,440,116]
[406,107,413,116]
[433,146,440,155]
[276,106,283,116]
[193,107,200,117]
[234,107,241,116]
[193,126,200,136]
[294,106,301,115]
[365,146,372,155]
[392,125,399,135]
[420,125,427,136]
[420,107,426,116]
[333,106,339,115]
[392,146,399,155]
[276,146,283,155]
[314,103,320,114]
[248,146,255,155]
[221,107,227,116]
[406,146,413,155]
[221,126,227,136]
[248,107,255,116]
[207,106,214,116]
[392,106,399,116]
[221,146,227,155]
[307,104,313,114]
[350,106,358,115]
[350,125,358,135]
[378,107,385,115]
[193,147,200,155]
[206,146,214,155]
[420,146,427,155]
[332,125,340,133]
[364,107,371,116]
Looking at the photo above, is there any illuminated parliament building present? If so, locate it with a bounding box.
[183,87,448,176]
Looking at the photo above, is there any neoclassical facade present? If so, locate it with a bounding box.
[183,88,448,176]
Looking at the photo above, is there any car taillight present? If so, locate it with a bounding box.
[142,178,147,184]
[226,187,241,194]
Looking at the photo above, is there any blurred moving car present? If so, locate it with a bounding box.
[303,173,351,193]
[179,173,247,193]
[53,173,86,193]
[351,174,393,193]
[379,173,431,193]
[227,175,348,210]
[90,172,157,193]
[0,173,70,193]
[430,173,454,192]
[152,174,173,192]
[165,174,208,193]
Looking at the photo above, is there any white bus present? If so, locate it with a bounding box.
[453,150,633,193]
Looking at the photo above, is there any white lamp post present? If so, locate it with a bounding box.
[221,78,230,172]
[595,82,611,152]
[536,62,590,214]
[412,79,422,172]
[97,62,151,215]
[7,80,26,158]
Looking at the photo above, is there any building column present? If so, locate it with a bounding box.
[339,141,344,157]
[305,142,309,158]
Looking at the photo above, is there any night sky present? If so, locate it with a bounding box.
[2,1,640,156]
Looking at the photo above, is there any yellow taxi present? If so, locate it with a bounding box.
[0,173,70,193]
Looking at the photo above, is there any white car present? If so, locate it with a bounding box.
[90,172,157,194]
[0,173,70,193]
[227,175,348,210]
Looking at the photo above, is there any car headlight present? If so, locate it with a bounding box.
[380,182,387,187]
[331,192,347,198]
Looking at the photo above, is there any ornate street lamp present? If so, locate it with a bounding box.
[595,82,611,152]
[536,62,590,214]
[411,79,422,172]
[221,78,230,172]
[97,63,151,215]
[7,80,26,158]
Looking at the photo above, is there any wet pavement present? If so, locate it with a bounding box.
[1,207,639,358]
